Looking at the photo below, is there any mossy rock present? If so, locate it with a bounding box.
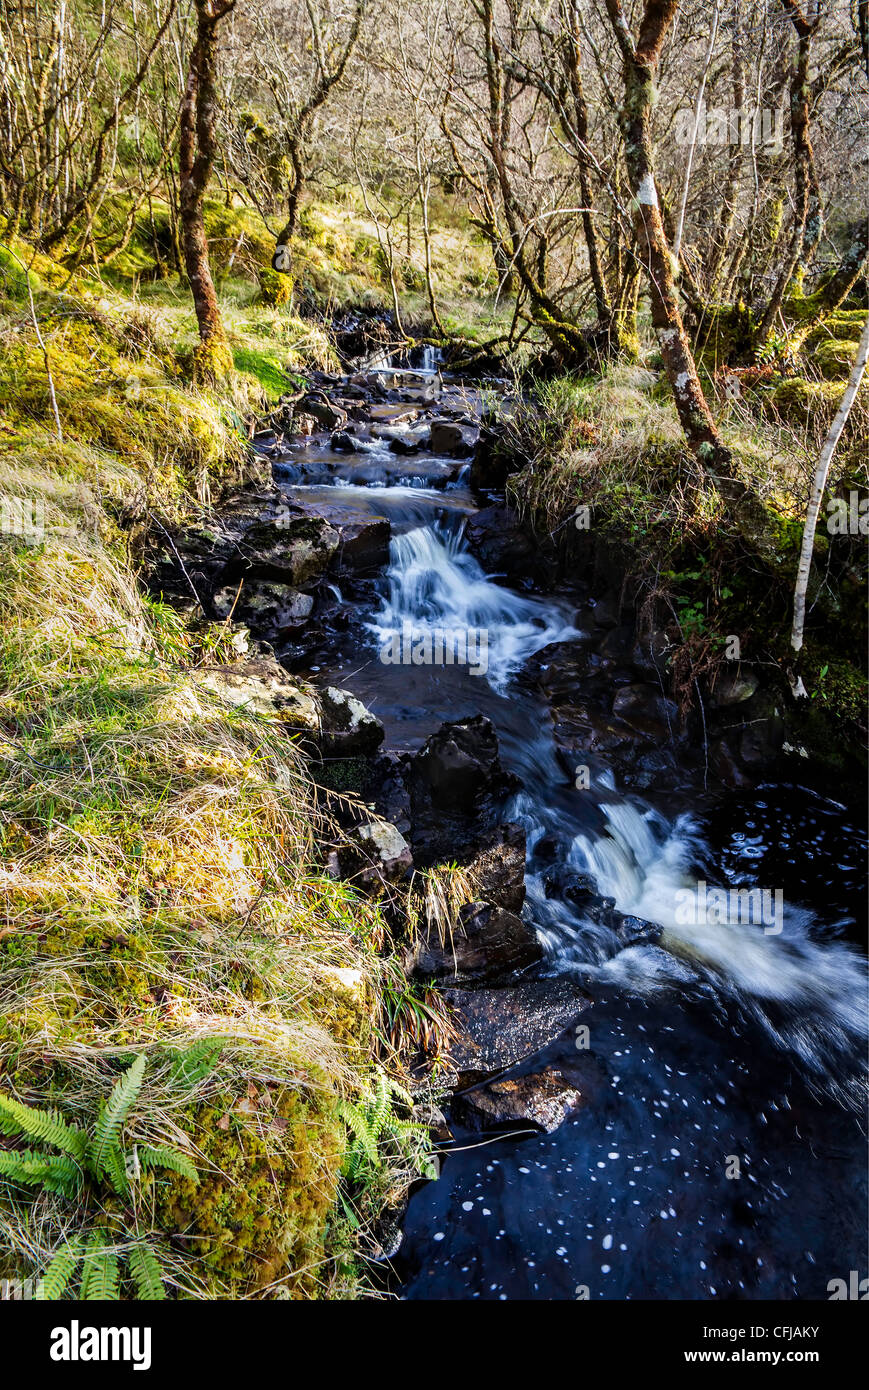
[766,377,848,427]
[153,1086,345,1296]
[801,310,867,349]
[813,336,860,380]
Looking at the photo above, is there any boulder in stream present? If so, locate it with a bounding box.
[441,975,592,1078]
[456,1066,584,1134]
[408,900,542,986]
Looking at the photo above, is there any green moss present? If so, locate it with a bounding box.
[232,343,292,400]
[256,266,293,307]
[155,1088,345,1296]
[695,301,757,366]
[813,336,860,381]
[767,376,847,426]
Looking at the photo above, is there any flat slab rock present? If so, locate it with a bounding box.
[458,1066,584,1134]
[441,975,592,1076]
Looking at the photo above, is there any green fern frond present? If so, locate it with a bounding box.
[90,1054,146,1182]
[337,1099,379,1177]
[80,1229,120,1301]
[102,1142,130,1198]
[0,1094,88,1160]
[169,1039,223,1087]
[35,1239,83,1300]
[0,1148,82,1197]
[370,1071,391,1137]
[137,1145,198,1184]
[128,1242,167,1300]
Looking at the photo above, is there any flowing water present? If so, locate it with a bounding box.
[278,407,868,1302]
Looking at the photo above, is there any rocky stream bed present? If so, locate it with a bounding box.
[149,356,868,1301]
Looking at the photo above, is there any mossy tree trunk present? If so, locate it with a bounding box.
[757,0,820,342]
[180,0,236,383]
[604,0,731,470]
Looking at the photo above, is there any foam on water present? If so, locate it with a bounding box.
[555,799,868,1099]
[367,520,579,691]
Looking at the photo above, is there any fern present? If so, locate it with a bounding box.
[0,1149,82,1197]
[369,1072,391,1137]
[35,1240,82,1301]
[0,1095,88,1160]
[90,1053,146,1184]
[169,1039,223,1087]
[128,1242,167,1301]
[79,1229,120,1301]
[137,1145,198,1184]
[337,1099,379,1178]
[1,1054,197,1301]
[102,1141,131,1199]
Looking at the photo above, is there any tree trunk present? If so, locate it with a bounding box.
[604,0,731,469]
[179,0,236,382]
[757,1,819,341]
[790,315,869,660]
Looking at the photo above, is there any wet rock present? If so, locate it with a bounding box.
[466,823,526,913]
[408,900,542,985]
[441,976,592,1077]
[368,402,421,424]
[711,670,760,706]
[285,497,390,574]
[612,684,679,740]
[464,505,545,583]
[542,871,662,946]
[412,715,517,817]
[598,625,635,667]
[428,420,475,456]
[457,1066,584,1133]
[318,686,385,757]
[614,914,662,947]
[212,580,313,636]
[243,514,341,587]
[296,392,347,432]
[469,424,516,492]
[710,735,756,789]
[344,820,413,887]
[363,752,413,837]
[388,434,423,456]
[740,711,784,766]
[590,594,620,628]
[147,492,340,608]
[330,430,360,453]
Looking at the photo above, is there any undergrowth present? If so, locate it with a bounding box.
[0,233,436,1299]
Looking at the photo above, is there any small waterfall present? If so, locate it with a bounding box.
[544,798,869,1100]
[366,521,579,692]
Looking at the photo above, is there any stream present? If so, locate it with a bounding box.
[276,371,867,1302]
